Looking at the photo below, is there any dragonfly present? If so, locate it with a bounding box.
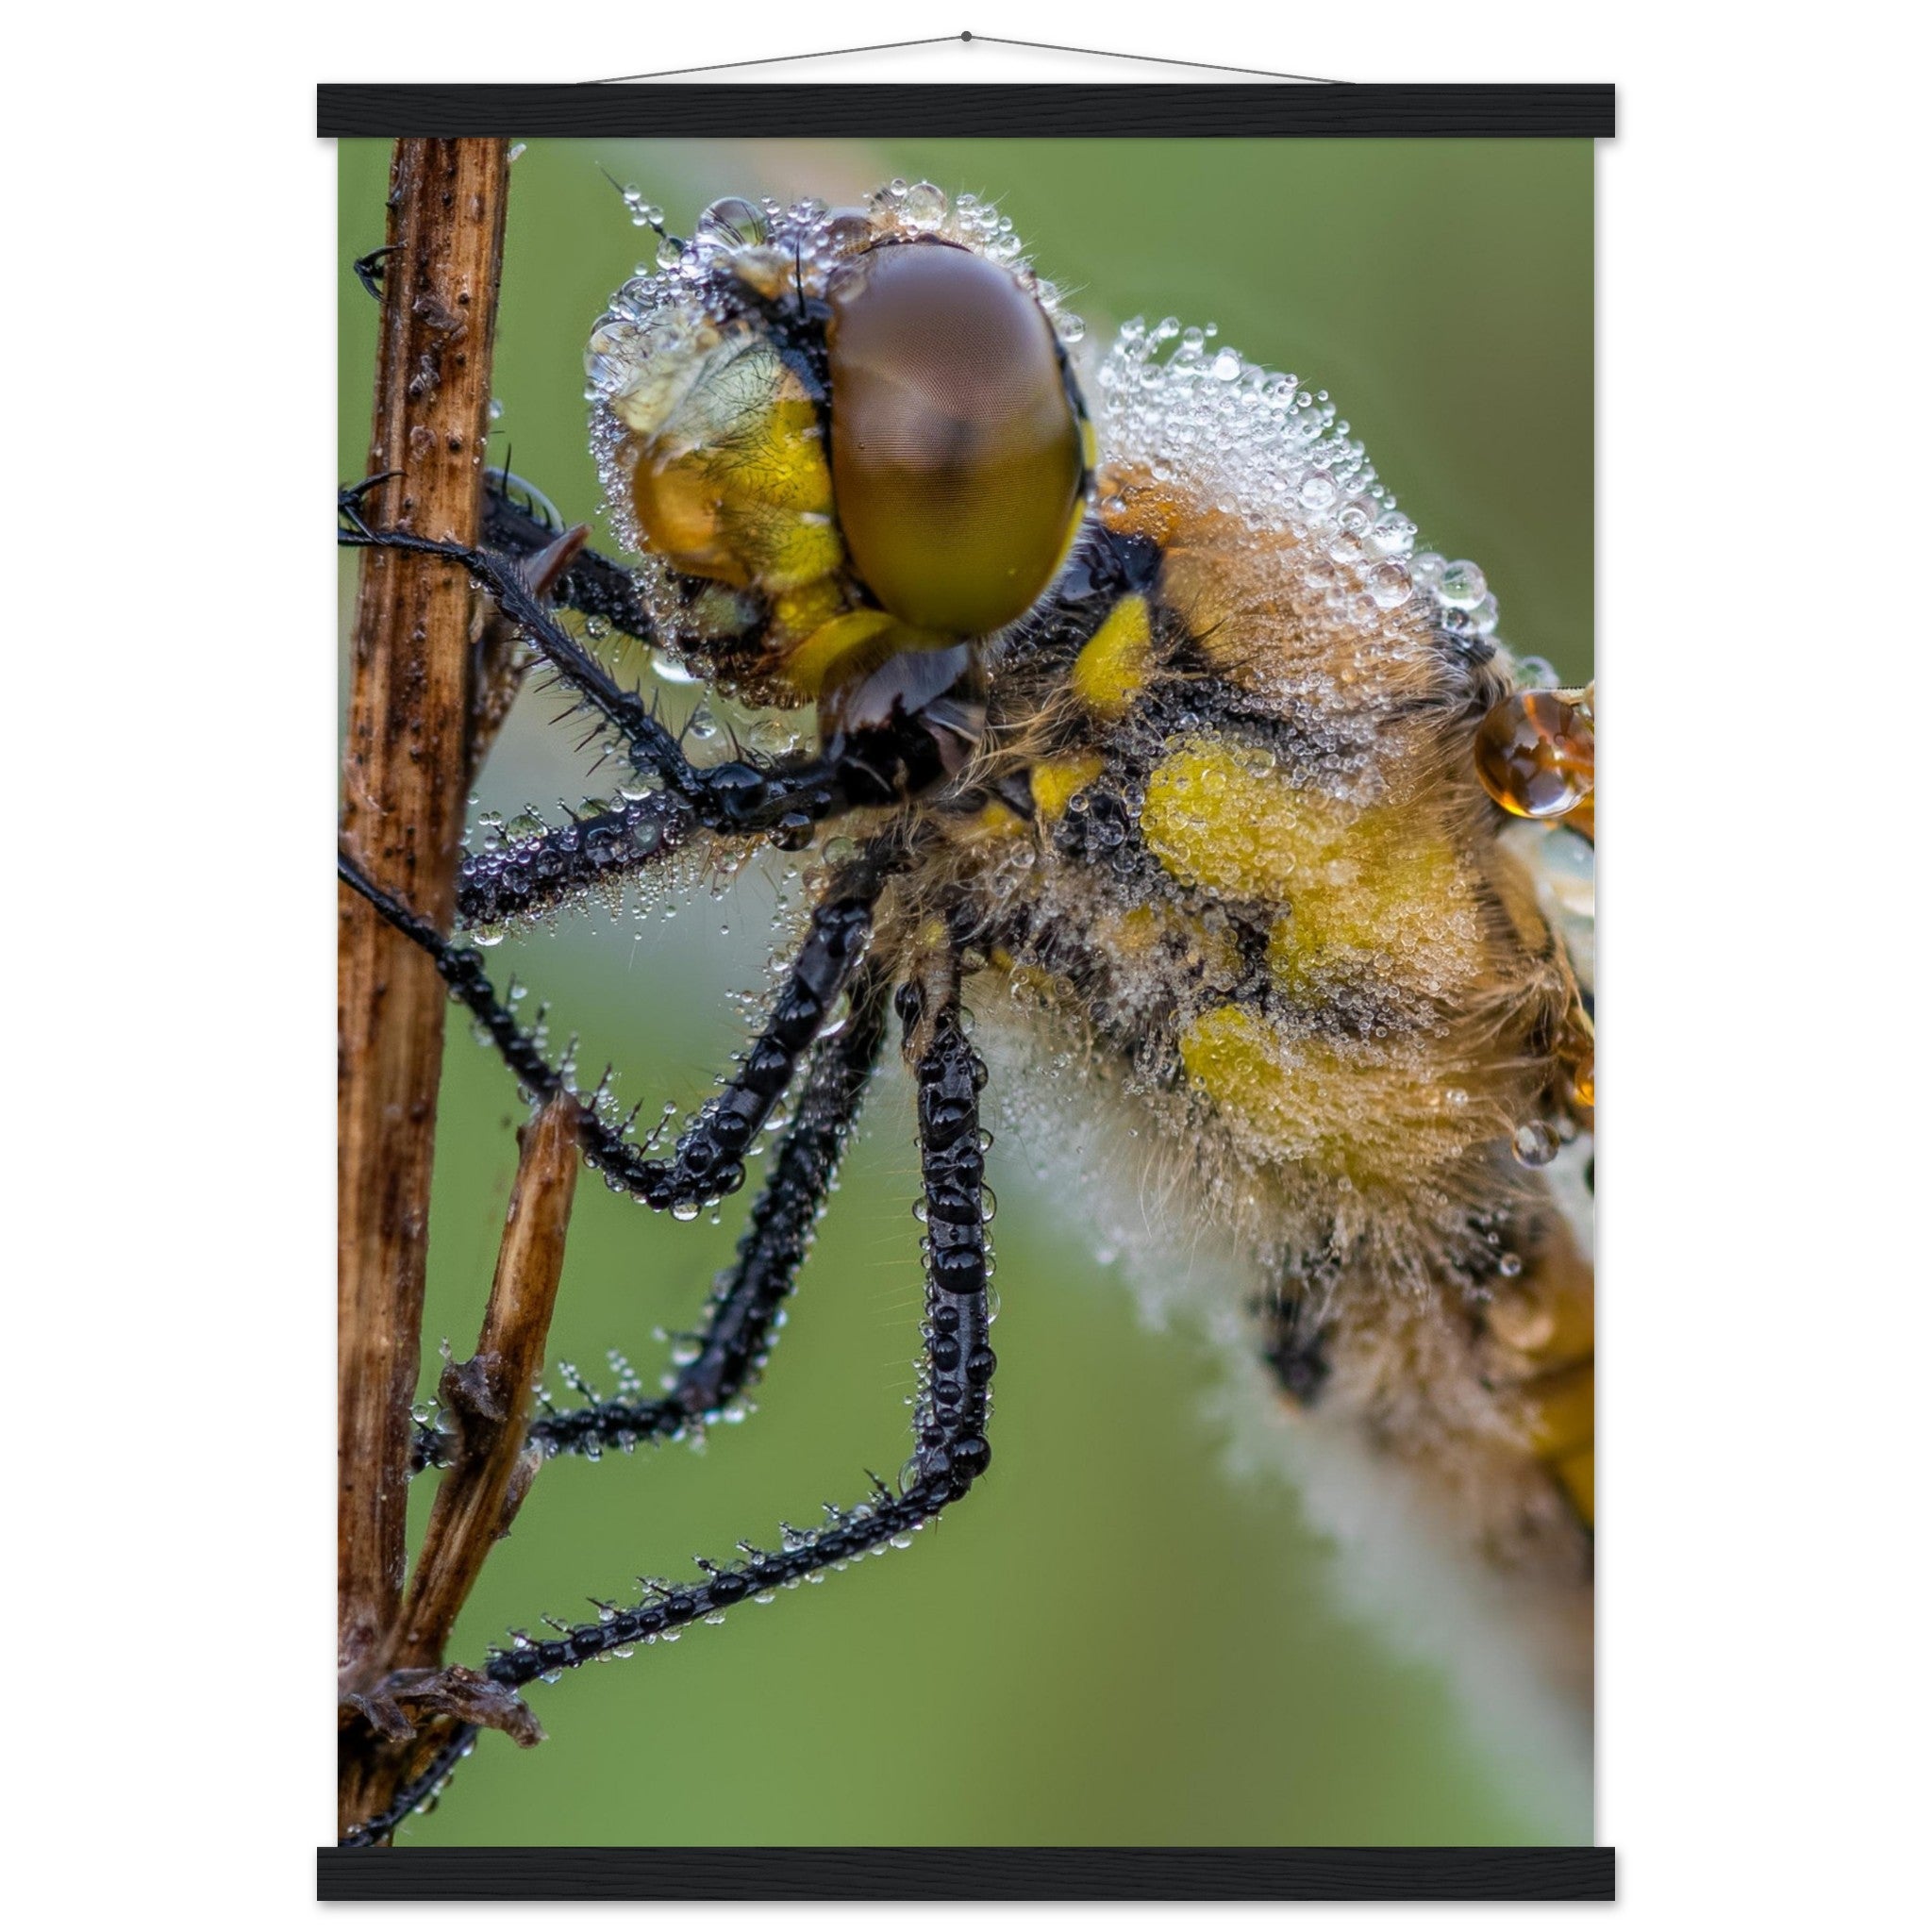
[339,166,1595,1847]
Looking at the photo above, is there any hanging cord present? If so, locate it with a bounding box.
[591,30,1341,87]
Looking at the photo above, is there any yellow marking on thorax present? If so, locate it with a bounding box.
[1140,740,1315,902]
[957,800,1028,843]
[1177,1005,1484,1185]
[1030,752,1105,821]
[1069,593,1154,720]
[1141,739,1484,1000]
[1264,817,1476,999]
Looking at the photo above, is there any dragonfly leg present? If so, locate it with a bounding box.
[338,832,903,1216]
[475,949,994,1688]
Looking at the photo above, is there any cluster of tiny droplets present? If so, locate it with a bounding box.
[1090,316,1555,695]
[589,179,1080,391]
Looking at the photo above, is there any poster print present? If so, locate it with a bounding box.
[334,119,1598,1879]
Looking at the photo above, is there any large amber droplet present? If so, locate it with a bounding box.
[1474,691,1595,820]
[1571,1050,1595,1110]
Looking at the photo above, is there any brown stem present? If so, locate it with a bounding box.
[337,138,508,1832]
[391,1092,581,1668]
[337,1096,582,1838]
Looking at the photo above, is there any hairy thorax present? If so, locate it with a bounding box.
[880,453,1594,1593]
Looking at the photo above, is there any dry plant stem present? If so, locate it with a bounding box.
[338,138,508,1834]
[337,1097,582,1835]
[390,1093,582,1670]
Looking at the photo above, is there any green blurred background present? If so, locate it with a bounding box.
[338,136,1593,1847]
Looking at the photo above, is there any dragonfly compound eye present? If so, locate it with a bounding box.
[824,241,1086,637]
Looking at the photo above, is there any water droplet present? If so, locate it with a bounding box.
[746,714,804,757]
[1437,559,1488,610]
[1474,691,1595,821]
[1366,561,1411,608]
[901,181,946,229]
[1572,1052,1595,1109]
[695,195,770,250]
[646,646,701,689]
[1370,511,1417,558]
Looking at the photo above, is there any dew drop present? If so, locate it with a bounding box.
[695,195,770,250]
[1572,1053,1596,1109]
[901,181,946,229]
[1474,691,1595,821]
[1366,561,1411,609]
[1437,559,1488,611]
